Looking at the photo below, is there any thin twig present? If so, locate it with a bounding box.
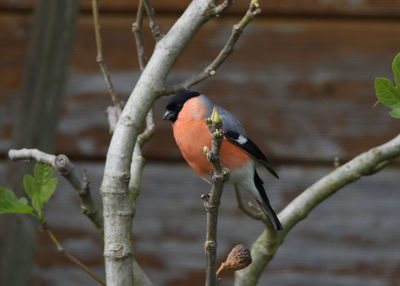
[203,108,230,286]
[129,0,156,204]
[92,0,122,133]
[234,185,263,220]
[214,0,235,16]
[143,0,163,41]
[129,109,156,203]
[8,149,104,234]
[43,224,106,286]
[162,0,261,95]
[8,148,154,285]
[132,0,146,70]
[91,0,120,107]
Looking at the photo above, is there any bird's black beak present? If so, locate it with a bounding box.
[163,110,175,121]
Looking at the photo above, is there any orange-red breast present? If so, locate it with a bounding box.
[164,91,282,231]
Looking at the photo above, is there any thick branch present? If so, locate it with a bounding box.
[203,109,230,286]
[100,1,216,285]
[8,149,103,234]
[235,133,400,286]
[163,0,261,95]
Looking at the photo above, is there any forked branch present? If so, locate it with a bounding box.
[163,0,261,95]
[8,148,103,234]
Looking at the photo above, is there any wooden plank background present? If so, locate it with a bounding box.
[1,0,400,17]
[1,1,400,286]
[1,15,399,162]
[3,162,397,286]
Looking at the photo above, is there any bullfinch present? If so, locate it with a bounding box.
[163,91,282,231]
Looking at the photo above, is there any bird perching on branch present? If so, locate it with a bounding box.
[163,91,282,231]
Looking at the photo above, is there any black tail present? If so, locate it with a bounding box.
[254,171,283,231]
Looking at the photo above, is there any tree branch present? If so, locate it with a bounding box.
[8,148,154,285]
[129,109,155,204]
[91,0,122,133]
[235,133,400,286]
[143,0,163,41]
[100,1,216,285]
[130,0,156,233]
[162,0,261,95]
[43,224,106,286]
[8,148,103,234]
[214,0,235,16]
[132,0,146,70]
[203,108,230,286]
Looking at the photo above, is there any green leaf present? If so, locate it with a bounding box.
[374,77,400,107]
[389,105,400,119]
[0,186,34,215]
[23,175,36,200]
[392,53,400,86]
[23,163,58,218]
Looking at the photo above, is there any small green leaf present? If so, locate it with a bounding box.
[392,53,400,86]
[23,163,58,218]
[374,78,400,107]
[389,105,400,118]
[40,178,58,205]
[23,174,36,200]
[375,53,400,119]
[0,186,34,215]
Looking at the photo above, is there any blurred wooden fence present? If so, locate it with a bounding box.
[1,0,399,162]
[1,1,400,285]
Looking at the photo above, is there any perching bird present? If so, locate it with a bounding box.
[163,91,282,231]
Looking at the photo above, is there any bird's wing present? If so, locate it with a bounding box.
[200,96,278,178]
[216,105,247,136]
[224,130,279,179]
[200,96,247,135]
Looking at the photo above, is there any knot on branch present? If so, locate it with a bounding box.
[211,167,230,183]
[205,240,217,251]
[55,154,73,176]
[105,243,133,260]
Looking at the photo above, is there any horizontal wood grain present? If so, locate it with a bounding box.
[3,162,397,286]
[1,15,400,161]
[1,0,400,17]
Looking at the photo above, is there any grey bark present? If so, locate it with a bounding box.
[100,1,215,285]
[0,1,80,285]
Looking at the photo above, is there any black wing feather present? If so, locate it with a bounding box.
[254,171,282,231]
[224,130,279,179]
